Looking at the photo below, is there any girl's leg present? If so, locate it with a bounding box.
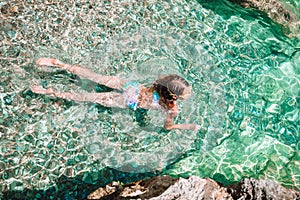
[36,58,124,91]
[30,85,127,108]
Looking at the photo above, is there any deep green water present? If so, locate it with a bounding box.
[0,0,299,199]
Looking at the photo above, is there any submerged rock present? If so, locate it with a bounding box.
[87,175,300,199]
[228,0,300,37]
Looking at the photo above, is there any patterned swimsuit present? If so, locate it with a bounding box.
[122,82,140,110]
[122,81,160,110]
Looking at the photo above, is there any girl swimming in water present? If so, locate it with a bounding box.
[31,58,199,131]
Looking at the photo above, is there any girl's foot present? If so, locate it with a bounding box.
[30,85,54,95]
[36,58,64,67]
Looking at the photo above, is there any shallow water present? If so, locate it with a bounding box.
[0,0,299,198]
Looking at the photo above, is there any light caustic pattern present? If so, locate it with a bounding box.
[0,0,299,194]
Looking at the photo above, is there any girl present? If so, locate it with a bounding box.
[31,58,199,131]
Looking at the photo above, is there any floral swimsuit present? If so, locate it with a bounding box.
[122,82,160,110]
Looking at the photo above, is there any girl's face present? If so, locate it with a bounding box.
[164,86,191,109]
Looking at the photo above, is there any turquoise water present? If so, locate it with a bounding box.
[1,0,299,198]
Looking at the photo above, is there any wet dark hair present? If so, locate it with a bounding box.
[153,74,190,101]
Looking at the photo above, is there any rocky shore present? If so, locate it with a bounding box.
[87,175,300,200]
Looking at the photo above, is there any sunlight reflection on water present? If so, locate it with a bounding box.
[0,0,299,196]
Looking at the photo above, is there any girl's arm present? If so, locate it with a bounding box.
[164,105,200,131]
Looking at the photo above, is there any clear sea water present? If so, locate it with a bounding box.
[0,0,299,199]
